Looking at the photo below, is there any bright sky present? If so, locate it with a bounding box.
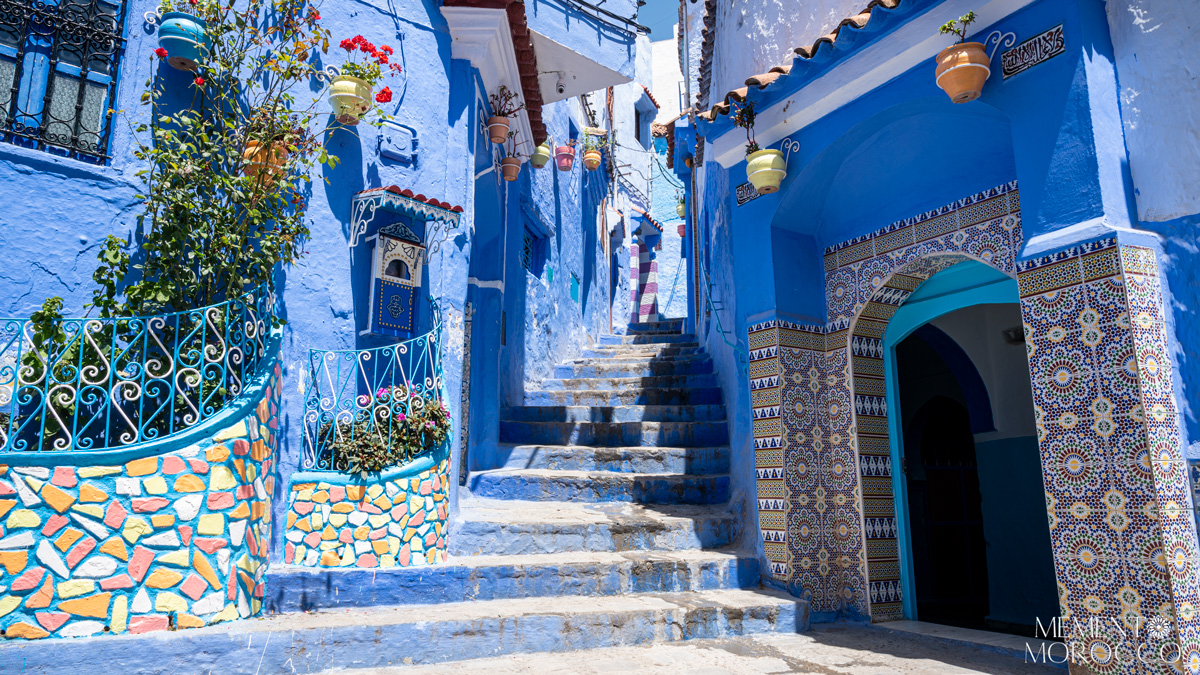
[638,0,678,42]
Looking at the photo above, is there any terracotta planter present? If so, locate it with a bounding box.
[158,12,211,71]
[530,142,552,169]
[242,140,288,185]
[583,149,602,170]
[500,157,521,182]
[677,223,686,237]
[488,116,510,144]
[746,149,786,194]
[555,145,575,171]
[934,42,991,104]
[329,75,373,125]
[676,202,685,219]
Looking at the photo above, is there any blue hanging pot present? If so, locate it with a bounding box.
[158,12,211,72]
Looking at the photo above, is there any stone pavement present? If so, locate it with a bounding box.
[319,623,1063,674]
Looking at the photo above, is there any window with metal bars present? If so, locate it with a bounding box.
[521,228,534,272]
[0,0,127,161]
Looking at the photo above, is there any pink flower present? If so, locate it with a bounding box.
[154,47,168,58]
[397,413,406,422]
[425,421,434,429]
[375,87,392,103]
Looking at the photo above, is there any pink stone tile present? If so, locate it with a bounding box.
[194,538,227,554]
[284,543,295,564]
[36,612,69,632]
[329,487,345,503]
[65,537,96,569]
[129,546,155,582]
[227,568,237,600]
[432,474,441,491]
[292,501,313,516]
[50,468,76,488]
[303,532,320,547]
[100,574,134,590]
[389,506,405,520]
[104,501,127,529]
[128,616,169,635]
[132,498,170,513]
[253,581,264,598]
[207,492,235,510]
[188,459,210,475]
[233,439,250,456]
[338,530,352,544]
[356,554,377,568]
[360,503,382,515]
[419,481,431,496]
[397,544,411,567]
[11,566,46,592]
[235,485,255,500]
[424,531,436,547]
[409,511,425,528]
[179,525,193,547]
[180,573,208,600]
[42,515,69,536]
[368,528,387,540]
[437,503,446,521]
[0,481,13,496]
[161,456,187,475]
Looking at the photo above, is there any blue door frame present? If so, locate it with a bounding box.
[880,260,1022,621]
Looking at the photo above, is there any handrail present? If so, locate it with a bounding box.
[0,287,276,454]
[698,260,749,376]
[302,299,448,473]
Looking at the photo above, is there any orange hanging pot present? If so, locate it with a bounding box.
[242,140,288,185]
[934,42,991,104]
[488,116,510,144]
[583,149,602,170]
[500,157,521,182]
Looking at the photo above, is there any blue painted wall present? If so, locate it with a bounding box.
[649,136,688,319]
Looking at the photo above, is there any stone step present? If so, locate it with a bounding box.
[599,333,697,345]
[625,319,685,334]
[572,351,707,364]
[1,590,808,673]
[468,469,730,504]
[580,345,703,359]
[498,420,729,447]
[503,404,727,423]
[523,387,724,407]
[495,444,730,474]
[553,357,713,379]
[449,499,735,555]
[265,549,759,612]
[538,373,719,392]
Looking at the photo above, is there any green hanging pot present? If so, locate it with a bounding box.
[530,141,552,169]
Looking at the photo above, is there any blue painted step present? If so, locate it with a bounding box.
[468,469,731,504]
[626,319,684,334]
[599,333,696,345]
[449,500,736,555]
[503,404,726,423]
[538,373,719,391]
[579,345,703,359]
[264,549,759,613]
[498,420,729,447]
[553,357,713,379]
[523,387,724,406]
[495,443,731,474]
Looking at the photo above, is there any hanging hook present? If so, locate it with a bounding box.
[983,30,1017,62]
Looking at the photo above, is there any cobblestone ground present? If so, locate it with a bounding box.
[320,624,1061,674]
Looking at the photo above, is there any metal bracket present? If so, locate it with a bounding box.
[780,138,801,167]
[313,65,342,87]
[984,30,1017,62]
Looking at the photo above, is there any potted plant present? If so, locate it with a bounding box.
[530,139,552,169]
[500,130,523,182]
[488,85,525,144]
[733,101,785,194]
[329,35,403,125]
[555,140,577,171]
[582,132,604,171]
[676,191,686,219]
[156,0,213,72]
[935,12,990,104]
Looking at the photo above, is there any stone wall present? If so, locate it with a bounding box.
[0,364,281,639]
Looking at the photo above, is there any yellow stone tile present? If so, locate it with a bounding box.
[145,568,183,589]
[327,513,347,528]
[125,457,158,477]
[6,509,41,529]
[367,514,390,529]
[379,554,396,568]
[110,596,128,634]
[157,550,189,567]
[211,604,238,624]
[77,484,110,502]
[0,596,20,617]
[143,476,168,495]
[57,580,97,599]
[366,485,384,500]
[197,514,225,536]
[71,504,104,518]
[155,591,189,613]
[78,466,121,478]
[210,466,237,491]
[123,517,151,544]
[212,420,246,442]
[173,475,206,493]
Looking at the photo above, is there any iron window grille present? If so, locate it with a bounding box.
[521,227,534,272]
[0,0,127,161]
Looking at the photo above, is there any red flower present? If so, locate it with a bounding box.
[352,35,366,46]
[389,63,402,73]
[154,47,168,58]
[377,53,389,64]
[188,0,196,5]
[193,76,205,86]
[381,45,393,55]
[339,38,354,51]
[311,10,320,20]
[375,87,392,103]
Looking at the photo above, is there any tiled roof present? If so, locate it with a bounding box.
[630,204,663,232]
[698,0,902,122]
[355,186,465,213]
[641,85,660,109]
[442,0,548,144]
[695,0,717,111]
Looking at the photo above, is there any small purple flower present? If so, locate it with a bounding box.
[425,421,434,429]
[397,413,406,422]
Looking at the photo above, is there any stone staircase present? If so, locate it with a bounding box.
[1,320,807,673]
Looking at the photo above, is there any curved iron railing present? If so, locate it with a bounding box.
[302,302,446,472]
[0,287,277,454]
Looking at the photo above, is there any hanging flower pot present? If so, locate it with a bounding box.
[329,75,373,125]
[530,141,552,169]
[500,157,522,182]
[158,12,211,72]
[242,140,288,186]
[555,145,576,171]
[677,223,687,237]
[583,149,602,170]
[676,202,685,219]
[934,42,990,103]
[746,149,786,194]
[487,116,512,144]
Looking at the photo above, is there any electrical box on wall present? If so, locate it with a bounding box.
[369,221,426,338]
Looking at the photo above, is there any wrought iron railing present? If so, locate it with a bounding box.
[302,303,446,473]
[0,287,277,453]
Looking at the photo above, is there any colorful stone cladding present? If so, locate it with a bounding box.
[1017,238,1200,673]
[749,182,1024,619]
[282,456,450,568]
[0,363,281,640]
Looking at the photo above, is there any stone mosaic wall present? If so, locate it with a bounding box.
[1018,238,1200,671]
[0,364,280,639]
[282,456,449,568]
